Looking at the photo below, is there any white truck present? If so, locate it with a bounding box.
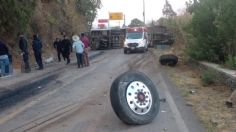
[123,27,149,54]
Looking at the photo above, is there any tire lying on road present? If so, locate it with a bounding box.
[159,54,178,66]
[110,71,160,125]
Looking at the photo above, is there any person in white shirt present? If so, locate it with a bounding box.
[72,35,84,68]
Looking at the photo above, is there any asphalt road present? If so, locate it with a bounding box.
[0,49,205,132]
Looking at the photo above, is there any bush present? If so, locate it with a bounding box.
[185,0,236,64]
[201,69,217,85]
[224,55,236,69]
[0,0,36,36]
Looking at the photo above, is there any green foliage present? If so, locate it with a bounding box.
[215,0,236,57]
[225,55,236,69]
[185,0,199,14]
[47,13,58,25]
[158,17,177,30]
[75,0,101,28]
[185,0,236,64]
[201,69,217,85]
[128,18,145,27]
[0,0,36,35]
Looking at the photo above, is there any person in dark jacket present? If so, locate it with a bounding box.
[53,38,62,62]
[0,40,10,76]
[19,33,31,72]
[32,34,44,70]
[61,35,72,64]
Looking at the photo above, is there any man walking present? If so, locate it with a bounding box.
[0,40,10,76]
[72,35,84,68]
[32,34,44,70]
[80,33,90,67]
[53,38,62,62]
[19,33,31,72]
[61,35,72,64]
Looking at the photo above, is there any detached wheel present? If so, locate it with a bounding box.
[159,54,178,66]
[110,71,160,125]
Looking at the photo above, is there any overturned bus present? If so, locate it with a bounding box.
[90,28,126,50]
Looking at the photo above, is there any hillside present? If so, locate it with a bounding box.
[1,0,91,68]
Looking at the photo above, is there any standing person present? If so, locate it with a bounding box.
[61,35,72,64]
[53,38,62,62]
[72,35,84,68]
[19,33,31,72]
[0,40,10,76]
[32,34,44,70]
[80,33,90,67]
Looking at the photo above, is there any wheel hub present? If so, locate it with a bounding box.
[137,92,145,102]
[126,81,152,115]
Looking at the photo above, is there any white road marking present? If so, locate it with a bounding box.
[159,74,190,132]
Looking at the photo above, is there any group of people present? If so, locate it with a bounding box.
[0,32,44,76]
[0,40,11,76]
[19,32,43,72]
[0,32,90,77]
[53,33,90,68]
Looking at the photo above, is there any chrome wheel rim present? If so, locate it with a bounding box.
[126,81,152,115]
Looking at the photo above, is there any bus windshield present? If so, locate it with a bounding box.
[126,32,143,39]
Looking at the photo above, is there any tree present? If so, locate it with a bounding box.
[75,0,102,29]
[0,0,36,35]
[215,0,236,57]
[128,18,145,27]
[162,0,177,18]
[185,0,199,14]
[186,0,223,63]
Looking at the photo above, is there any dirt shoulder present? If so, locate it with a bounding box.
[151,48,236,132]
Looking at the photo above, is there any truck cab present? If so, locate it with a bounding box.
[123,27,148,54]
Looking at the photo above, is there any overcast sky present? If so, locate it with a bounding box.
[92,0,188,28]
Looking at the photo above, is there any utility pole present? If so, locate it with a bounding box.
[123,14,126,27]
[143,0,146,24]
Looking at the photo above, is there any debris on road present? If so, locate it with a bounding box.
[44,57,55,64]
[189,90,196,94]
[186,102,194,107]
[161,110,167,113]
[159,98,166,103]
[159,54,178,66]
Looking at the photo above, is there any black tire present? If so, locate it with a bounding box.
[159,54,178,66]
[110,71,160,125]
[124,49,127,54]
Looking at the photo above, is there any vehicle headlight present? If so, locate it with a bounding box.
[124,41,128,47]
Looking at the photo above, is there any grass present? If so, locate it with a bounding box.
[151,49,235,132]
[201,69,217,86]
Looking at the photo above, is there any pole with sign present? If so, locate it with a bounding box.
[109,12,123,28]
[109,12,123,20]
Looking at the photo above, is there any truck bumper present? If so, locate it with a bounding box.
[124,47,146,52]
